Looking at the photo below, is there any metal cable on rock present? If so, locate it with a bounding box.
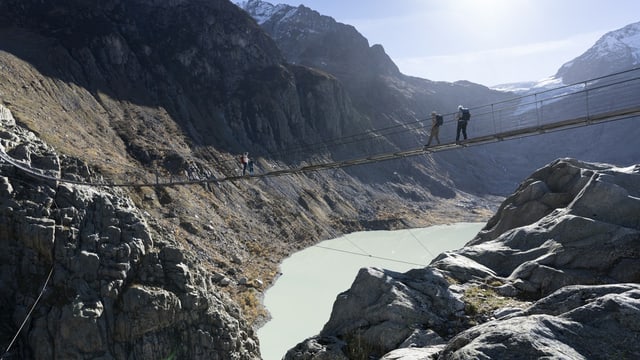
[1,265,54,360]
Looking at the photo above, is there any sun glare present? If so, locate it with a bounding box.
[447,0,533,45]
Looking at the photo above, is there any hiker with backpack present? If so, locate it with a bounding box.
[239,152,249,175]
[456,105,471,143]
[248,158,254,175]
[425,111,442,148]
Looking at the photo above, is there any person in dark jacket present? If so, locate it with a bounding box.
[455,105,470,143]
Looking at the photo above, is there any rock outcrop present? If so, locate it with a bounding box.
[439,284,640,359]
[459,158,640,296]
[286,158,640,359]
[0,105,258,359]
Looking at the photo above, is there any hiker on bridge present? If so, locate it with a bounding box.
[239,152,249,175]
[248,158,254,175]
[455,105,471,143]
[425,111,442,148]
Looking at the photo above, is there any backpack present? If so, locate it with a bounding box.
[461,108,471,121]
[435,114,443,126]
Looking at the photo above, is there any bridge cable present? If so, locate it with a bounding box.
[406,228,436,259]
[1,264,54,360]
[1,108,639,189]
[313,244,427,267]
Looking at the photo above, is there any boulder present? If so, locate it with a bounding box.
[286,267,465,359]
[439,285,640,359]
[381,347,444,360]
[448,159,640,297]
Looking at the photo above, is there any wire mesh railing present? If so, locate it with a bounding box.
[1,67,639,187]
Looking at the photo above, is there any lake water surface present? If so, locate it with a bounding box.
[258,222,485,360]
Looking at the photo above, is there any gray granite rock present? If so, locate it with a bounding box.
[0,109,259,359]
[286,158,640,359]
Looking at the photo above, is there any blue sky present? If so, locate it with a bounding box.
[275,0,640,86]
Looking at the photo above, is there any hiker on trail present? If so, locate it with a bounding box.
[425,111,442,148]
[240,152,249,175]
[248,158,254,175]
[456,105,471,143]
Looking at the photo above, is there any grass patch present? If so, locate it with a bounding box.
[344,331,387,360]
[234,288,268,326]
[463,284,529,325]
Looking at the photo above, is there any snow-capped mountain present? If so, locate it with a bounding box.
[493,21,640,93]
[236,0,294,26]
[236,0,401,77]
[555,21,640,84]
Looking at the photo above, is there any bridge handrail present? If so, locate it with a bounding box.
[1,68,639,187]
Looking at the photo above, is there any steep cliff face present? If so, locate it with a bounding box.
[242,0,401,79]
[0,0,372,158]
[286,158,640,359]
[0,107,258,359]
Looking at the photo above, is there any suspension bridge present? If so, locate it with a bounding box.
[1,67,639,188]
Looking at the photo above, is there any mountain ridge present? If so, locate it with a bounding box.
[556,21,640,84]
[237,0,640,195]
[494,20,640,93]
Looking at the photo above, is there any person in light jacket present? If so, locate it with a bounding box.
[425,111,441,147]
[240,152,249,175]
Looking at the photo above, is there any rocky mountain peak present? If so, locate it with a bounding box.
[555,21,640,83]
[237,0,401,77]
[238,0,327,28]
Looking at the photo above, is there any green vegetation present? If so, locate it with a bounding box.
[344,331,387,360]
[463,283,529,325]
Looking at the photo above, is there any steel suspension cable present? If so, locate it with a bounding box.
[1,265,54,360]
[1,108,639,189]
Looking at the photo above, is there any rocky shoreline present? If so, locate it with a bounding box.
[285,158,640,359]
